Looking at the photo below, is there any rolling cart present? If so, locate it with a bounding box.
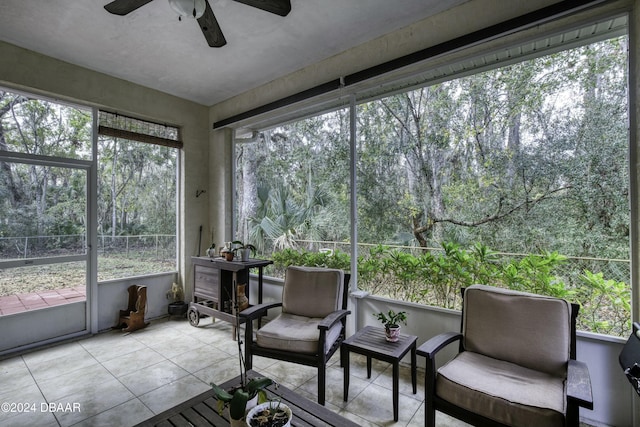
[188,256,272,337]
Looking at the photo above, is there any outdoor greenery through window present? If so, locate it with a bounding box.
[96,134,177,280]
[0,91,91,310]
[0,90,177,313]
[236,35,631,337]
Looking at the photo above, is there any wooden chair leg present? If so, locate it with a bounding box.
[318,365,326,406]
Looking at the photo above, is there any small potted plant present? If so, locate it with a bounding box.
[246,400,292,427]
[211,283,277,426]
[221,242,235,261]
[211,377,274,426]
[374,309,407,342]
[166,282,188,317]
[233,240,257,262]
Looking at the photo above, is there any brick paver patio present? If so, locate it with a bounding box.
[0,286,86,315]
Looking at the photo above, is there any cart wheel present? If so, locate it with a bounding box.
[188,307,200,327]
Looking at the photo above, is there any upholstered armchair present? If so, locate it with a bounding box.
[240,266,350,405]
[418,284,593,427]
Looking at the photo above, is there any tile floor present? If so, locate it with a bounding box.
[0,316,587,427]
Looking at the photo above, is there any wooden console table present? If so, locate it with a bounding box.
[134,370,359,427]
[188,257,272,336]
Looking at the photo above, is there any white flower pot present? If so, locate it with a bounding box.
[245,401,292,427]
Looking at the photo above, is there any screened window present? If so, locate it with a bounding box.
[235,33,630,337]
[97,113,178,280]
[234,109,351,262]
[355,36,629,336]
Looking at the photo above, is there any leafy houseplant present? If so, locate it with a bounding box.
[211,277,275,424]
[211,377,273,422]
[233,240,257,262]
[374,310,407,342]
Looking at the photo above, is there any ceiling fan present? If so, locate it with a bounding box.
[104,0,291,48]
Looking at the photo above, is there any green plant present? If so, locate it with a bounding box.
[232,240,257,256]
[211,377,273,420]
[210,273,274,421]
[374,309,407,330]
[268,242,631,337]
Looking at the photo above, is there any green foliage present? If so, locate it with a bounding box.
[272,248,350,273]
[577,270,631,335]
[374,310,407,328]
[270,243,630,336]
[211,377,273,420]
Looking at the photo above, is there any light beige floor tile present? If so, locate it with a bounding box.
[0,356,36,395]
[372,363,425,401]
[21,341,85,366]
[118,359,190,396]
[78,331,147,363]
[250,355,280,371]
[38,363,116,401]
[51,377,135,427]
[101,347,164,378]
[344,352,391,382]
[129,325,184,348]
[146,333,206,359]
[0,408,59,427]
[0,383,47,426]
[345,381,421,425]
[137,374,210,415]
[169,343,230,373]
[70,398,154,427]
[259,360,318,390]
[297,364,369,409]
[193,357,244,386]
[23,344,98,382]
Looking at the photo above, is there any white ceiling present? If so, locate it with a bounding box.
[0,0,467,106]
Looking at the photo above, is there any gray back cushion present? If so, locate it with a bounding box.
[462,284,571,377]
[282,266,344,318]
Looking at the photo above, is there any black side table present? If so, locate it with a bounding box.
[341,325,417,421]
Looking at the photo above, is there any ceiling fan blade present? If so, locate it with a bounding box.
[104,0,154,15]
[232,0,291,16]
[197,0,227,47]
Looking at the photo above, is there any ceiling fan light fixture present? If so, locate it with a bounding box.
[168,0,206,19]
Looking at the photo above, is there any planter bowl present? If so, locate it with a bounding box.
[246,401,292,427]
[168,301,188,316]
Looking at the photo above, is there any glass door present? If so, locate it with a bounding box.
[0,158,90,353]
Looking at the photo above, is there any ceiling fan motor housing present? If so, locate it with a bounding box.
[169,0,206,19]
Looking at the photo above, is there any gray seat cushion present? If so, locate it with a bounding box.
[437,351,566,427]
[256,313,343,354]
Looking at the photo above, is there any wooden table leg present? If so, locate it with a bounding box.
[412,342,417,394]
[393,360,399,421]
[367,356,372,379]
[231,271,237,340]
[342,346,350,401]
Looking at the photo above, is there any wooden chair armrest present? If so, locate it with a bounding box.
[417,332,462,360]
[318,309,350,330]
[239,302,282,321]
[567,359,593,409]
